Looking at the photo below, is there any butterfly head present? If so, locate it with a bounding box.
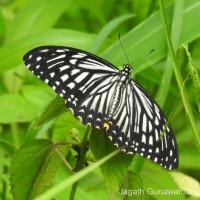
[119,64,132,83]
[122,64,132,75]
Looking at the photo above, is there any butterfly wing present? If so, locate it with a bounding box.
[23,46,120,128]
[107,79,178,169]
[24,46,178,169]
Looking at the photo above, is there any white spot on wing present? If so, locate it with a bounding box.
[148,121,152,132]
[46,54,66,63]
[48,61,65,69]
[52,86,56,90]
[172,139,175,147]
[155,117,159,125]
[56,49,67,52]
[70,59,77,65]
[71,69,80,75]
[72,53,87,58]
[36,57,41,61]
[40,49,49,52]
[141,148,145,151]
[149,135,153,145]
[170,150,173,156]
[156,147,159,153]
[79,59,117,72]
[142,134,146,144]
[59,65,70,71]
[67,82,75,89]
[74,72,89,83]
[164,133,167,148]
[50,72,55,77]
[155,129,159,141]
[55,81,60,85]
[142,114,147,132]
[61,74,69,82]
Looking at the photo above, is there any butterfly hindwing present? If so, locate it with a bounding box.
[23,45,178,170]
[106,79,178,169]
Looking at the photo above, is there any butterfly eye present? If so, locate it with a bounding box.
[23,46,178,170]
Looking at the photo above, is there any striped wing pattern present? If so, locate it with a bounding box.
[107,80,178,169]
[23,46,178,169]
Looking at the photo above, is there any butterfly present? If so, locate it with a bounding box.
[23,46,178,170]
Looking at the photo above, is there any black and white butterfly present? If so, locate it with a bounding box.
[23,46,178,170]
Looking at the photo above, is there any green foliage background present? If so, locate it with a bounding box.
[0,0,200,200]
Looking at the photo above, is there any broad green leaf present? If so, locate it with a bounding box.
[21,84,55,109]
[90,129,132,200]
[0,94,38,123]
[10,139,61,200]
[35,150,119,200]
[101,0,200,74]
[120,171,155,200]
[0,29,96,74]
[170,172,200,198]
[34,95,66,128]
[156,0,185,107]
[89,14,135,53]
[26,120,55,139]
[0,7,6,33]
[5,0,71,43]
[179,153,200,170]
[183,44,200,112]
[139,160,186,200]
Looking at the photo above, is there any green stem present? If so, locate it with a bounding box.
[69,125,90,200]
[11,123,19,147]
[158,0,200,152]
[2,163,8,200]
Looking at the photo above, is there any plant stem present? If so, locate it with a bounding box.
[54,145,74,173]
[69,125,90,200]
[158,0,200,152]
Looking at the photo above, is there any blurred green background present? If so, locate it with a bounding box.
[0,0,200,200]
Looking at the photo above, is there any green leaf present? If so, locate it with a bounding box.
[179,153,200,170]
[0,94,38,123]
[0,7,6,34]
[5,0,71,43]
[170,172,200,198]
[156,0,185,107]
[21,84,54,109]
[10,139,61,200]
[90,129,132,200]
[120,171,155,200]
[89,14,135,53]
[100,0,200,74]
[34,149,119,200]
[183,44,200,112]
[140,160,186,200]
[34,95,66,128]
[0,29,95,74]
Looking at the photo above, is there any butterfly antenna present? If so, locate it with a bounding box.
[130,48,155,66]
[118,33,130,64]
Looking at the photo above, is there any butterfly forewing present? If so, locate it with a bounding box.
[23,45,178,170]
[23,46,119,126]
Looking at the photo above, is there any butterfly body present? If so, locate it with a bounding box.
[23,46,178,170]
